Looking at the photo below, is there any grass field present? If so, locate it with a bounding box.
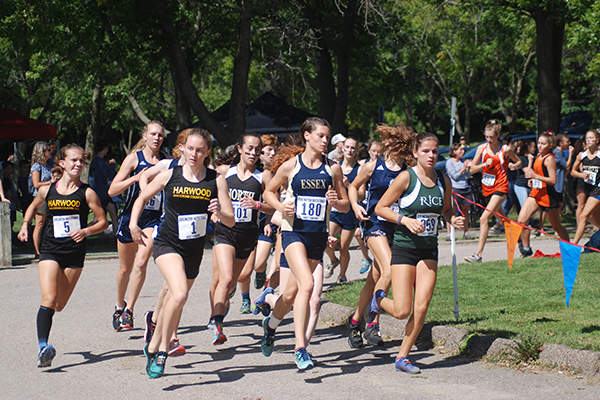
[325,253,600,352]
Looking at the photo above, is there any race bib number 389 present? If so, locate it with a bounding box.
[296,196,326,221]
[178,213,207,240]
[53,215,81,238]
[416,213,439,237]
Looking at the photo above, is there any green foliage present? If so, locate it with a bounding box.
[512,333,544,362]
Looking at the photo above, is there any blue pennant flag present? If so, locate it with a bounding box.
[559,241,583,307]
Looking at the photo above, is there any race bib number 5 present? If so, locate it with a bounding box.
[232,201,252,223]
[178,213,207,240]
[296,196,326,221]
[53,215,81,238]
[416,213,439,237]
[481,173,496,187]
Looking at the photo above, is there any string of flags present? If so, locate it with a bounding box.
[452,192,594,306]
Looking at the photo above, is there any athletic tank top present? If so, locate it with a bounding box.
[365,158,403,223]
[281,154,334,233]
[530,153,558,208]
[480,143,509,196]
[41,182,90,255]
[155,166,217,252]
[120,150,166,218]
[221,165,263,231]
[580,150,600,187]
[393,167,445,249]
[332,161,359,214]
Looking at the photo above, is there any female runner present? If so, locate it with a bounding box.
[517,133,569,254]
[323,136,360,284]
[130,128,233,378]
[260,117,349,369]
[375,132,464,374]
[464,120,520,263]
[346,124,410,348]
[571,130,600,244]
[108,121,167,331]
[210,133,274,344]
[18,144,108,367]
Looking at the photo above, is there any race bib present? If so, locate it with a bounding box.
[232,201,252,223]
[584,170,597,186]
[481,173,496,187]
[144,192,162,211]
[53,215,81,239]
[178,213,207,240]
[296,195,327,221]
[379,202,400,221]
[416,213,438,237]
[532,179,543,189]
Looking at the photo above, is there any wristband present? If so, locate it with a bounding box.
[397,215,403,225]
[256,201,261,210]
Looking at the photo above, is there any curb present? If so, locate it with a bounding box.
[318,301,600,376]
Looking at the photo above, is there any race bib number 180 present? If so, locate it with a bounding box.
[178,213,207,240]
[416,213,439,237]
[296,196,327,221]
[53,215,81,238]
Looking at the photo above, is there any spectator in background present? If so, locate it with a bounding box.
[445,144,472,240]
[328,133,346,161]
[89,140,118,236]
[48,139,59,163]
[18,159,33,212]
[30,141,55,257]
[460,136,468,147]
[2,161,20,227]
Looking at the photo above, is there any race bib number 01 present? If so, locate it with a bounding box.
[584,171,597,186]
[481,173,496,187]
[232,201,252,223]
[178,213,207,240]
[531,179,543,189]
[296,196,327,221]
[416,213,438,237]
[145,192,162,211]
[53,215,81,238]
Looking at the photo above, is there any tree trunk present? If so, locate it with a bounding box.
[316,44,336,123]
[533,5,564,135]
[83,80,102,183]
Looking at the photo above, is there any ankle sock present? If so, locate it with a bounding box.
[351,318,360,326]
[241,291,250,301]
[268,316,281,330]
[367,321,379,328]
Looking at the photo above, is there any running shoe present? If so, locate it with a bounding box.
[294,347,314,370]
[252,287,274,315]
[148,352,167,379]
[120,308,134,330]
[364,323,384,347]
[345,314,365,333]
[112,301,126,331]
[206,315,216,330]
[168,338,186,357]
[212,323,227,345]
[395,356,420,374]
[323,259,340,278]
[229,288,236,299]
[520,247,533,258]
[463,232,471,240]
[348,322,363,349]
[144,311,155,343]
[261,317,276,357]
[336,275,348,284]
[254,270,267,289]
[464,253,482,263]
[37,345,56,368]
[239,299,251,314]
[359,258,372,274]
[368,289,386,321]
[445,234,451,241]
[143,343,155,374]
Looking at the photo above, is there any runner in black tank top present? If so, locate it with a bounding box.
[129,128,234,379]
[572,130,600,244]
[108,121,167,332]
[210,134,275,345]
[18,144,108,368]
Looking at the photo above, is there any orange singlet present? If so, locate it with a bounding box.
[480,143,509,197]
[530,153,559,209]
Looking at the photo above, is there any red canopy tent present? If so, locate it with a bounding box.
[0,107,57,141]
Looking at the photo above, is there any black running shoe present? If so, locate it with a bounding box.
[364,323,384,347]
[254,271,267,289]
[112,301,127,331]
[120,308,134,330]
[144,311,155,343]
[346,314,364,348]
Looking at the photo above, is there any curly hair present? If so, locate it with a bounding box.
[31,141,49,165]
[270,134,305,173]
[215,133,263,169]
[260,134,280,148]
[376,123,416,166]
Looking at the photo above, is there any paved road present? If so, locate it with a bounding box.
[1,234,599,399]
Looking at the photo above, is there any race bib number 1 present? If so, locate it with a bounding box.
[232,201,252,223]
[145,192,162,211]
[416,213,439,237]
[481,173,496,187]
[178,213,207,240]
[296,196,327,221]
[53,215,81,239]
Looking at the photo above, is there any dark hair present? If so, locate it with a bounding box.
[215,133,263,168]
[2,161,13,169]
[449,144,462,158]
[415,132,439,151]
[96,139,110,153]
[517,139,535,157]
[298,117,331,145]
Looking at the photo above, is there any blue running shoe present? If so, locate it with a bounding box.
[294,347,314,370]
[395,356,420,374]
[143,344,155,374]
[239,298,251,314]
[212,323,227,345]
[148,352,167,378]
[359,258,372,274]
[38,345,56,368]
[207,315,216,330]
[368,289,386,322]
[252,287,274,315]
[261,317,276,357]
